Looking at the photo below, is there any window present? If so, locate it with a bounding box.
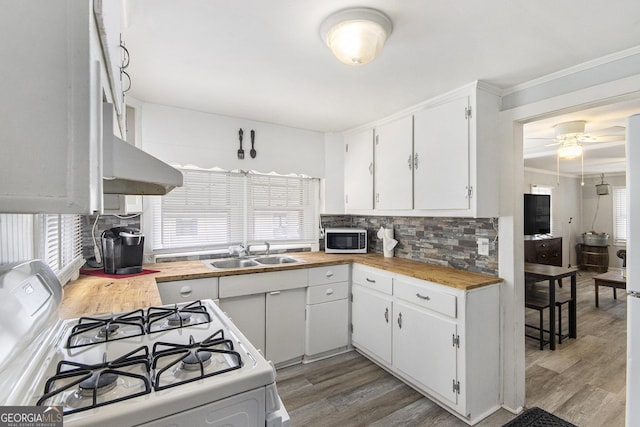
[531,185,555,235]
[151,168,320,253]
[40,214,84,285]
[0,213,82,285]
[613,186,627,245]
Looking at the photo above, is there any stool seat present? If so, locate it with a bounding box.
[525,293,573,349]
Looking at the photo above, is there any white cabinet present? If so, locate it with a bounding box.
[218,293,266,355]
[414,96,470,210]
[351,284,393,365]
[393,299,458,405]
[266,288,306,365]
[0,1,105,213]
[350,264,501,425]
[344,129,374,210]
[305,265,350,360]
[374,115,414,210]
[219,269,307,365]
[156,277,219,305]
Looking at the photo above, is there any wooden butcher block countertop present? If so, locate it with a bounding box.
[60,252,501,319]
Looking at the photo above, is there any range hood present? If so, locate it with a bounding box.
[102,104,183,195]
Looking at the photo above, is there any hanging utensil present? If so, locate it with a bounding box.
[237,128,244,159]
[250,129,257,158]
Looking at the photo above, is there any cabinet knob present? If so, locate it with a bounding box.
[366,278,376,284]
[397,312,403,328]
[326,289,334,296]
[384,307,389,323]
[407,155,413,170]
[416,293,431,301]
[179,286,192,296]
[269,291,281,296]
[326,271,334,278]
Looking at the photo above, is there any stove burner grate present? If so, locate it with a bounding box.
[36,346,152,415]
[151,330,242,391]
[146,300,211,333]
[66,309,145,348]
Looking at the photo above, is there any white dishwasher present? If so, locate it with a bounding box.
[305,264,350,361]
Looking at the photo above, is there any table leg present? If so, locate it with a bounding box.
[549,277,556,350]
[595,280,600,307]
[570,273,577,338]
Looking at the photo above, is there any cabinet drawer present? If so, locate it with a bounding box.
[156,277,219,305]
[307,281,348,304]
[308,264,349,286]
[352,265,393,295]
[394,278,457,318]
[219,269,307,298]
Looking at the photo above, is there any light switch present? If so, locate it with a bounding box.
[478,238,490,256]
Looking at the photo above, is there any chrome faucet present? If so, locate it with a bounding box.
[229,244,248,258]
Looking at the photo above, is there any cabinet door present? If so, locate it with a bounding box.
[266,288,306,365]
[374,116,413,210]
[219,294,266,353]
[344,129,374,210]
[306,299,349,356]
[0,2,103,213]
[351,284,392,364]
[393,300,458,404]
[414,96,470,210]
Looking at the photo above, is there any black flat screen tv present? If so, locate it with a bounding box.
[524,194,551,236]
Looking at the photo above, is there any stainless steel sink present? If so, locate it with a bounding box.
[254,256,300,265]
[208,258,259,269]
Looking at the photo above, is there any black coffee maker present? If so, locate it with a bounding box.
[101,227,144,274]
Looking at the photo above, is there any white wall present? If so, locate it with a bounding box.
[322,133,345,214]
[140,103,326,177]
[581,173,627,268]
[523,169,583,267]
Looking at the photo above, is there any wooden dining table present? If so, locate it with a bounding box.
[524,263,578,350]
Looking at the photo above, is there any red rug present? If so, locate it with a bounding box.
[80,268,159,279]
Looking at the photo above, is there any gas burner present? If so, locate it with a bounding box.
[67,310,145,348]
[97,324,120,339]
[37,347,152,415]
[78,372,119,397]
[151,330,242,391]
[181,350,212,371]
[167,312,192,326]
[146,301,211,333]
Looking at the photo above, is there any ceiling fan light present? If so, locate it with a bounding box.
[558,143,583,159]
[320,8,392,66]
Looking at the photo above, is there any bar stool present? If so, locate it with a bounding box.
[525,281,573,349]
[555,296,573,344]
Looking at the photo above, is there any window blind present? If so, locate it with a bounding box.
[613,186,627,245]
[152,168,319,253]
[40,214,83,285]
[0,214,35,263]
[247,174,319,244]
[153,169,245,251]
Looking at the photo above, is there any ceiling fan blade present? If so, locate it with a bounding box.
[543,141,561,147]
[578,134,625,143]
[585,126,625,136]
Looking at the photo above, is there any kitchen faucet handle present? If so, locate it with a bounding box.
[264,241,270,256]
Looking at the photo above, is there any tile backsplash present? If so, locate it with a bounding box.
[321,215,498,276]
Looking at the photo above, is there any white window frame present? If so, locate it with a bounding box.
[150,167,320,256]
[613,186,627,246]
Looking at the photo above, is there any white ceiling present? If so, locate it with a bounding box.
[123,1,640,174]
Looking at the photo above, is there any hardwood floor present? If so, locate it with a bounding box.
[277,270,627,426]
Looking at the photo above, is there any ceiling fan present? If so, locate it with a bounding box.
[528,120,626,159]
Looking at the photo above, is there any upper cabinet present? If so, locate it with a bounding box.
[414,96,470,210]
[0,0,126,214]
[343,82,500,218]
[374,116,414,210]
[344,129,374,210]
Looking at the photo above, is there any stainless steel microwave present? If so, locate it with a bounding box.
[324,228,367,253]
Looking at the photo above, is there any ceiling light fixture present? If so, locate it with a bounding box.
[554,121,586,185]
[320,7,393,66]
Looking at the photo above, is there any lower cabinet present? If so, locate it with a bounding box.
[350,264,501,425]
[265,288,306,365]
[393,300,458,405]
[351,284,392,365]
[219,269,307,366]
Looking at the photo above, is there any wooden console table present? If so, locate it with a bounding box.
[594,271,626,307]
[524,263,578,350]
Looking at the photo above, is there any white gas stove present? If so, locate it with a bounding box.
[0,260,290,426]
